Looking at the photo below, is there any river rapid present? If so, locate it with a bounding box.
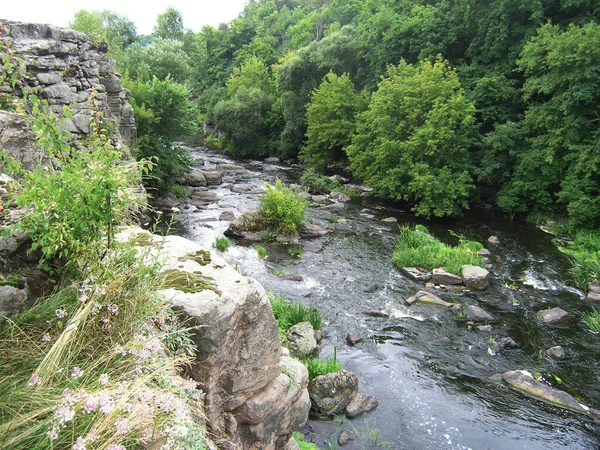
[172,148,600,450]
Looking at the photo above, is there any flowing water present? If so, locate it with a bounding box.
[173,148,600,449]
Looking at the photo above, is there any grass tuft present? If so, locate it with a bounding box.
[213,236,230,252]
[268,292,323,336]
[256,245,267,259]
[301,355,342,381]
[583,308,600,332]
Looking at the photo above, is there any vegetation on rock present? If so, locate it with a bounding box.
[260,179,307,234]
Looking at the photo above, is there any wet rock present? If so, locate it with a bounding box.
[466,305,495,323]
[477,325,493,332]
[461,265,490,290]
[361,310,390,318]
[299,223,330,238]
[187,170,207,187]
[546,346,566,360]
[338,431,356,446]
[589,282,600,294]
[190,191,220,204]
[202,170,222,186]
[497,337,519,348]
[217,163,245,174]
[477,248,491,257]
[284,322,320,359]
[432,268,463,285]
[346,334,363,346]
[334,221,352,233]
[361,213,376,220]
[380,217,398,224]
[363,283,379,293]
[314,330,323,343]
[405,290,453,307]
[219,211,235,221]
[330,191,350,202]
[263,164,279,172]
[226,210,268,235]
[485,264,493,270]
[264,157,280,164]
[537,307,569,324]
[401,267,432,282]
[345,393,378,418]
[231,186,263,194]
[308,370,359,416]
[488,236,500,245]
[320,203,344,212]
[277,274,304,282]
[426,282,468,293]
[501,370,587,413]
[587,292,600,302]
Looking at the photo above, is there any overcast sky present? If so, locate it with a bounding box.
[1,0,249,35]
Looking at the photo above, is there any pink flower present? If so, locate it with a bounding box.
[107,445,126,450]
[99,373,109,385]
[115,417,129,435]
[46,425,59,441]
[28,373,41,386]
[72,437,86,450]
[83,395,99,414]
[55,404,75,424]
[41,333,51,342]
[71,367,84,378]
[106,303,118,315]
[85,426,100,443]
[98,391,115,414]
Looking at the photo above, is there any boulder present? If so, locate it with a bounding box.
[432,268,463,285]
[589,282,600,294]
[202,171,223,186]
[476,325,493,332]
[330,192,350,202]
[405,290,453,307]
[311,195,329,204]
[334,221,352,233]
[501,370,587,414]
[361,310,389,318]
[345,393,378,418]
[0,229,29,257]
[187,171,207,187]
[264,157,280,164]
[363,284,379,293]
[284,322,320,359]
[0,284,28,320]
[537,307,569,324]
[461,265,490,290]
[299,223,330,238]
[346,334,363,346]
[477,248,491,257]
[308,370,359,416]
[587,292,600,302]
[546,346,566,360]
[466,305,495,323]
[338,431,356,447]
[401,267,432,282]
[488,236,500,245]
[225,210,268,236]
[219,211,236,221]
[380,217,398,224]
[218,163,246,174]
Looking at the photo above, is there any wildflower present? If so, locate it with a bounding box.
[72,436,86,450]
[86,426,100,443]
[79,292,89,303]
[106,303,118,315]
[94,284,107,296]
[99,373,109,385]
[55,308,67,319]
[41,333,51,342]
[101,317,111,329]
[107,445,126,450]
[55,404,75,424]
[71,367,84,378]
[115,417,130,435]
[91,303,101,314]
[46,425,59,441]
[28,373,41,386]
[171,206,181,213]
[83,395,99,414]
[182,378,197,391]
[62,388,83,405]
[98,391,115,414]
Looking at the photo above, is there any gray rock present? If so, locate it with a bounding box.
[330,191,350,202]
[345,392,378,418]
[311,195,329,204]
[338,431,356,446]
[218,163,246,174]
[225,211,268,237]
[466,305,495,323]
[363,284,379,293]
[488,236,500,245]
[297,191,312,201]
[538,307,569,324]
[308,370,359,416]
[264,157,280,164]
[0,229,29,256]
[589,282,600,294]
[405,290,453,307]
[219,211,236,221]
[330,174,348,183]
[187,171,207,187]
[461,265,490,290]
[283,437,300,450]
[477,248,491,257]
[43,82,73,98]
[320,203,344,212]
[432,268,463,285]
[285,322,320,359]
[334,221,352,232]
[588,292,600,302]
[0,285,27,320]
[380,217,398,223]
[401,267,432,282]
[202,171,223,186]
[277,274,304,282]
[361,310,389,318]
[546,346,566,360]
[263,164,279,172]
[346,334,363,346]
[299,223,330,238]
[476,324,493,332]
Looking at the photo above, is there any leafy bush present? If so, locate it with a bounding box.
[268,292,323,336]
[135,136,191,193]
[300,168,342,194]
[213,236,230,252]
[393,225,485,275]
[260,179,307,234]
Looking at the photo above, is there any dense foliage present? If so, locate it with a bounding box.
[259,179,307,234]
[71,0,600,226]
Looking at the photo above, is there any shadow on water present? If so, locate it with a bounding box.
[174,149,600,449]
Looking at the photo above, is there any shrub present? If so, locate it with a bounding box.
[260,179,307,234]
[392,225,485,275]
[213,236,230,252]
[293,432,319,450]
[300,168,342,194]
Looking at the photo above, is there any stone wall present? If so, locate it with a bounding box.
[0,19,135,163]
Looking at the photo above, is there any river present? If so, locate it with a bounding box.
[172,148,600,449]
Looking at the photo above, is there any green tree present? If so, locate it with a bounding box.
[120,38,191,83]
[153,7,185,41]
[347,58,477,217]
[300,72,365,171]
[227,56,275,97]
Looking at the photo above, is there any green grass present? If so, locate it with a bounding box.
[256,245,268,259]
[392,225,485,275]
[260,179,307,234]
[558,231,600,291]
[213,236,230,252]
[293,431,319,450]
[301,354,342,381]
[583,308,600,332]
[268,292,323,336]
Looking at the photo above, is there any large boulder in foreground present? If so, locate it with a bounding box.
[117,227,309,449]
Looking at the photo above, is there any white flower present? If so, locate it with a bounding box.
[71,367,84,378]
[41,333,51,342]
[99,373,109,385]
[55,308,66,319]
[28,373,41,386]
[72,436,86,450]
[46,425,59,441]
[115,417,130,435]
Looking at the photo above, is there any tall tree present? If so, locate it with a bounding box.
[153,7,185,41]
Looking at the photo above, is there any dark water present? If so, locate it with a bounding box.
[175,149,600,449]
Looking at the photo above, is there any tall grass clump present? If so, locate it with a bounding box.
[392,225,485,274]
[301,350,342,381]
[583,308,600,332]
[268,292,323,336]
[260,179,307,234]
[559,231,600,291]
[213,236,230,252]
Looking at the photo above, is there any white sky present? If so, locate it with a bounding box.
[1,0,249,35]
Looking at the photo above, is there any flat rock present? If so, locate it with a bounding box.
[477,248,491,257]
[425,282,467,293]
[345,393,378,418]
[299,223,330,238]
[466,305,495,323]
[329,191,351,202]
[311,195,329,204]
[361,310,389,318]
[264,157,280,164]
[401,267,432,282]
[320,203,345,212]
[432,268,463,285]
[346,334,363,346]
[217,163,245,174]
[546,346,566,359]
[380,217,398,223]
[334,221,352,232]
[537,307,569,324]
[363,283,379,293]
[405,290,453,307]
[461,265,490,290]
[476,324,493,332]
[501,370,587,413]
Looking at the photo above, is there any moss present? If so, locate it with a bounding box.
[178,250,211,266]
[162,270,219,294]
[0,275,25,289]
